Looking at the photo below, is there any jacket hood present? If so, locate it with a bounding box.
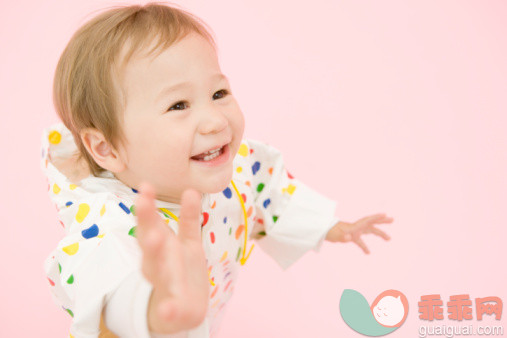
[40,122,203,232]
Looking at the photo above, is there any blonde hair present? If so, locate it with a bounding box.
[53,2,217,176]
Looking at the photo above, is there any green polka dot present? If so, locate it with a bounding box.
[130,205,136,216]
[273,216,278,223]
[58,263,61,273]
[258,231,266,236]
[128,226,136,237]
[66,308,74,317]
[67,274,74,284]
[229,227,232,235]
[236,247,241,262]
[256,183,265,193]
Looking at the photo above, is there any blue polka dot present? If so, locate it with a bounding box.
[252,161,261,175]
[223,187,232,199]
[263,198,271,208]
[81,224,99,239]
[223,217,227,223]
[131,188,138,193]
[119,202,131,214]
[65,201,73,207]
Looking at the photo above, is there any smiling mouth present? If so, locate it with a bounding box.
[190,144,226,162]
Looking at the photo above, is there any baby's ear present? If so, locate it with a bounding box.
[80,128,126,173]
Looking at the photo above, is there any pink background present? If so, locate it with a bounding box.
[1,0,506,336]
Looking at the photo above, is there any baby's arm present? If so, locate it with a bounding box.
[243,139,338,269]
[135,183,209,334]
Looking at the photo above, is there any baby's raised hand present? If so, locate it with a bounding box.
[325,213,393,254]
[135,182,209,334]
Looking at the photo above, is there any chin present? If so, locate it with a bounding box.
[200,167,234,194]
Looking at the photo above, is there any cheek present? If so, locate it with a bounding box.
[229,105,245,137]
[131,132,188,170]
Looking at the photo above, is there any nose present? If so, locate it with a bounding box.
[197,108,229,135]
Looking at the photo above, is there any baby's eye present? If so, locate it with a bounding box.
[168,101,188,111]
[213,89,229,100]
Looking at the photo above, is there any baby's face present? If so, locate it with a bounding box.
[115,32,244,203]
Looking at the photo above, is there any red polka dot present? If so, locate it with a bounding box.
[48,277,55,286]
[210,232,215,244]
[202,212,209,227]
[241,194,247,203]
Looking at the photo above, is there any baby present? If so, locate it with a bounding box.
[41,2,393,337]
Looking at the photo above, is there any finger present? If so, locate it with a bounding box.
[376,215,394,224]
[136,183,174,282]
[136,182,175,238]
[359,213,393,227]
[354,238,370,254]
[178,189,203,243]
[141,227,165,258]
[140,229,165,282]
[370,227,391,240]
[136,182,159,234]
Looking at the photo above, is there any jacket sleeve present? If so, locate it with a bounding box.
[103,269,210,338]
[44,193,149,337]
[244,139,338,270]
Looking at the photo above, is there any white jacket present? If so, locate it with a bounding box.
[41,123,338,337]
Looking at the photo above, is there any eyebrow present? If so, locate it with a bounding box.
[156,73,229,102]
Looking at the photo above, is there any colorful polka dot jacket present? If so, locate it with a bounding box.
[41,123,338,337]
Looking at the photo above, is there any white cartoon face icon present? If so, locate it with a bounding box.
[370,290,409,327]
[372,296,405,326]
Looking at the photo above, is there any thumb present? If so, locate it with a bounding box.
[177,189,203,243]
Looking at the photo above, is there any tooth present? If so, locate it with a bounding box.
[202,148,221,161]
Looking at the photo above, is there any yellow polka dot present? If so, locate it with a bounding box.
[282,184,296,195]
[62,242,79,255]
[236,166,242,173]
[53,184,61,194]
[98,234,105,238]
[164,219,169,224]
[220,251,228,263]
[48,130,61,145]
[75,203,90,223]
[69,184,77,190]
[238,144,248,157]
[100,204,106,216]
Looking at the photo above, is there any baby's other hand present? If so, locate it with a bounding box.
[325,214,393,254]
